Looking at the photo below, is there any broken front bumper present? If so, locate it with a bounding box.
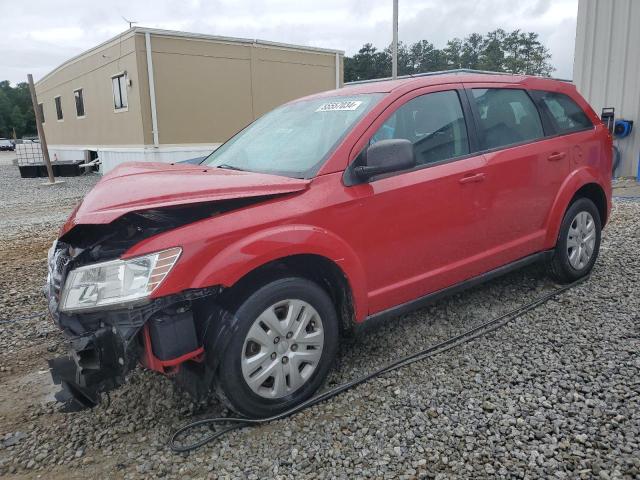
[45,242,220,409]
[49,326,134,409]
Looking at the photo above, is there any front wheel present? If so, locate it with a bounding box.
[548,197,602,283]
[215,277,339,418]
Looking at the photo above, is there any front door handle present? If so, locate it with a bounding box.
[459,172,486,184]
[547,152,567,161]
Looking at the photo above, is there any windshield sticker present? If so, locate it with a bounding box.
[316,101,363,112]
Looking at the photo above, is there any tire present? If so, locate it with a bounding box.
[215,277,339,418]
[548,197,601,283]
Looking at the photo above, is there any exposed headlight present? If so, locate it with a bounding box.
[60,248,181,312]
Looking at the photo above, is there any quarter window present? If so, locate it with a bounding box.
[74,89,85,117]
[539,92,592,134]
[112,73,128,110]
[471,88,543,150]
[54,96,63,121]
[370,90,469,166]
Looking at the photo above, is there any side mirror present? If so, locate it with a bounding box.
[354,139,415,180]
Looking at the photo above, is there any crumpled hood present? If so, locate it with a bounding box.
[60,162,310,235]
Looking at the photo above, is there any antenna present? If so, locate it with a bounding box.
[122,16,138,29]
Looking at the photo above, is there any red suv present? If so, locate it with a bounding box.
[47,73,611,416]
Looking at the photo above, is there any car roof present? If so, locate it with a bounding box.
[300,69,575,100]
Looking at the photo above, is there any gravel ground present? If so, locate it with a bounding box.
[0,162,638,479]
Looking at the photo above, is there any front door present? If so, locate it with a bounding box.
[345,87,490,315]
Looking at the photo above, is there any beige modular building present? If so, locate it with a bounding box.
[35,27,344,173]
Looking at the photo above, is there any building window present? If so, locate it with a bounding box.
[38,103,45,123]
[54,96,63,121]
[74,89,85,117]
[112,73,128,110]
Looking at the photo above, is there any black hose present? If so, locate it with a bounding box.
[169,278,586,453]
[612,145,621,176]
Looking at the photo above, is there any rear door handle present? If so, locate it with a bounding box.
[547,152,567,161]
[459,172,486,184]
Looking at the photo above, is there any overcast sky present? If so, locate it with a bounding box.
[1,0,579,85]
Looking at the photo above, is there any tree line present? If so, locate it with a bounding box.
[0,81,36,139]
[345,29,554,82]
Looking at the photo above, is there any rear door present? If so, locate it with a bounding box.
[531,90,597,175]
[464,85,570,267]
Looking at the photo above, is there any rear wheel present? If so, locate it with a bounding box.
[548,197,601,283]
[215,277,339,418]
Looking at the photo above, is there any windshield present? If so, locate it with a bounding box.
[202,94,382,178]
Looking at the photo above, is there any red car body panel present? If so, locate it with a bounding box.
[59,162,310,235]
[63,74,612,324]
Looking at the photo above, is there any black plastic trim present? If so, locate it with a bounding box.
[528,89,561,136]
[363,250,553,326]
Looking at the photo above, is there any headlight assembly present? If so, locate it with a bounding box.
[60,247,181,312]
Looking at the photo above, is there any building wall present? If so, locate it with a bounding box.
[574,0,640,177]
[150,34,342,145]
[251,44,341,118]
[36,32,147,147]
[150,36,255,145]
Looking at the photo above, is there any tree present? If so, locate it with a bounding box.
[10,106,26,138]
[0,81,36,139]
[344,29,555,82]
[460,33,484,70]
[344,43,391,82]
[480,29,507,72]
[443,39,463,69]
[383,41,413,76]
[410,40,447,73]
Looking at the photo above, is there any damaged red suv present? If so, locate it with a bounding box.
[47,73,611,417]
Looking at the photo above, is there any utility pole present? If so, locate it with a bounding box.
[392,0,398,79]
[27,73,56,184]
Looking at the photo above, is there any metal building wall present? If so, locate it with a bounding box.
[574,0,640,178]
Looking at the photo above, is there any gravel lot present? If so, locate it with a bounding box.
[0,162,638,479]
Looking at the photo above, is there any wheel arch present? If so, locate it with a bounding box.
[544,169,610,248]
[218,253,357,335]
[570,183,608,226]
[190,225,368,324]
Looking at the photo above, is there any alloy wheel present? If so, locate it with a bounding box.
[567,211,596,270]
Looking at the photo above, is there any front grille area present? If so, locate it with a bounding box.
[47,242,72,322]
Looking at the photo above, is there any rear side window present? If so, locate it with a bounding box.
[471,88,543,150]
[370,90,469,166]
[539,92,593,134]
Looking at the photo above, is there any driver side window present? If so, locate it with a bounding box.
[370,90,469,166]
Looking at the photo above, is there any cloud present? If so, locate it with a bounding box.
[0,0,578,84]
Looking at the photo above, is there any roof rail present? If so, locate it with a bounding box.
[344,68,572,86]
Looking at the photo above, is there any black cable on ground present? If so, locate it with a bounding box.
[0,311,48,325]
[169,278,586,453]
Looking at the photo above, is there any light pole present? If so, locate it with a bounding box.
[392,0,398,79]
